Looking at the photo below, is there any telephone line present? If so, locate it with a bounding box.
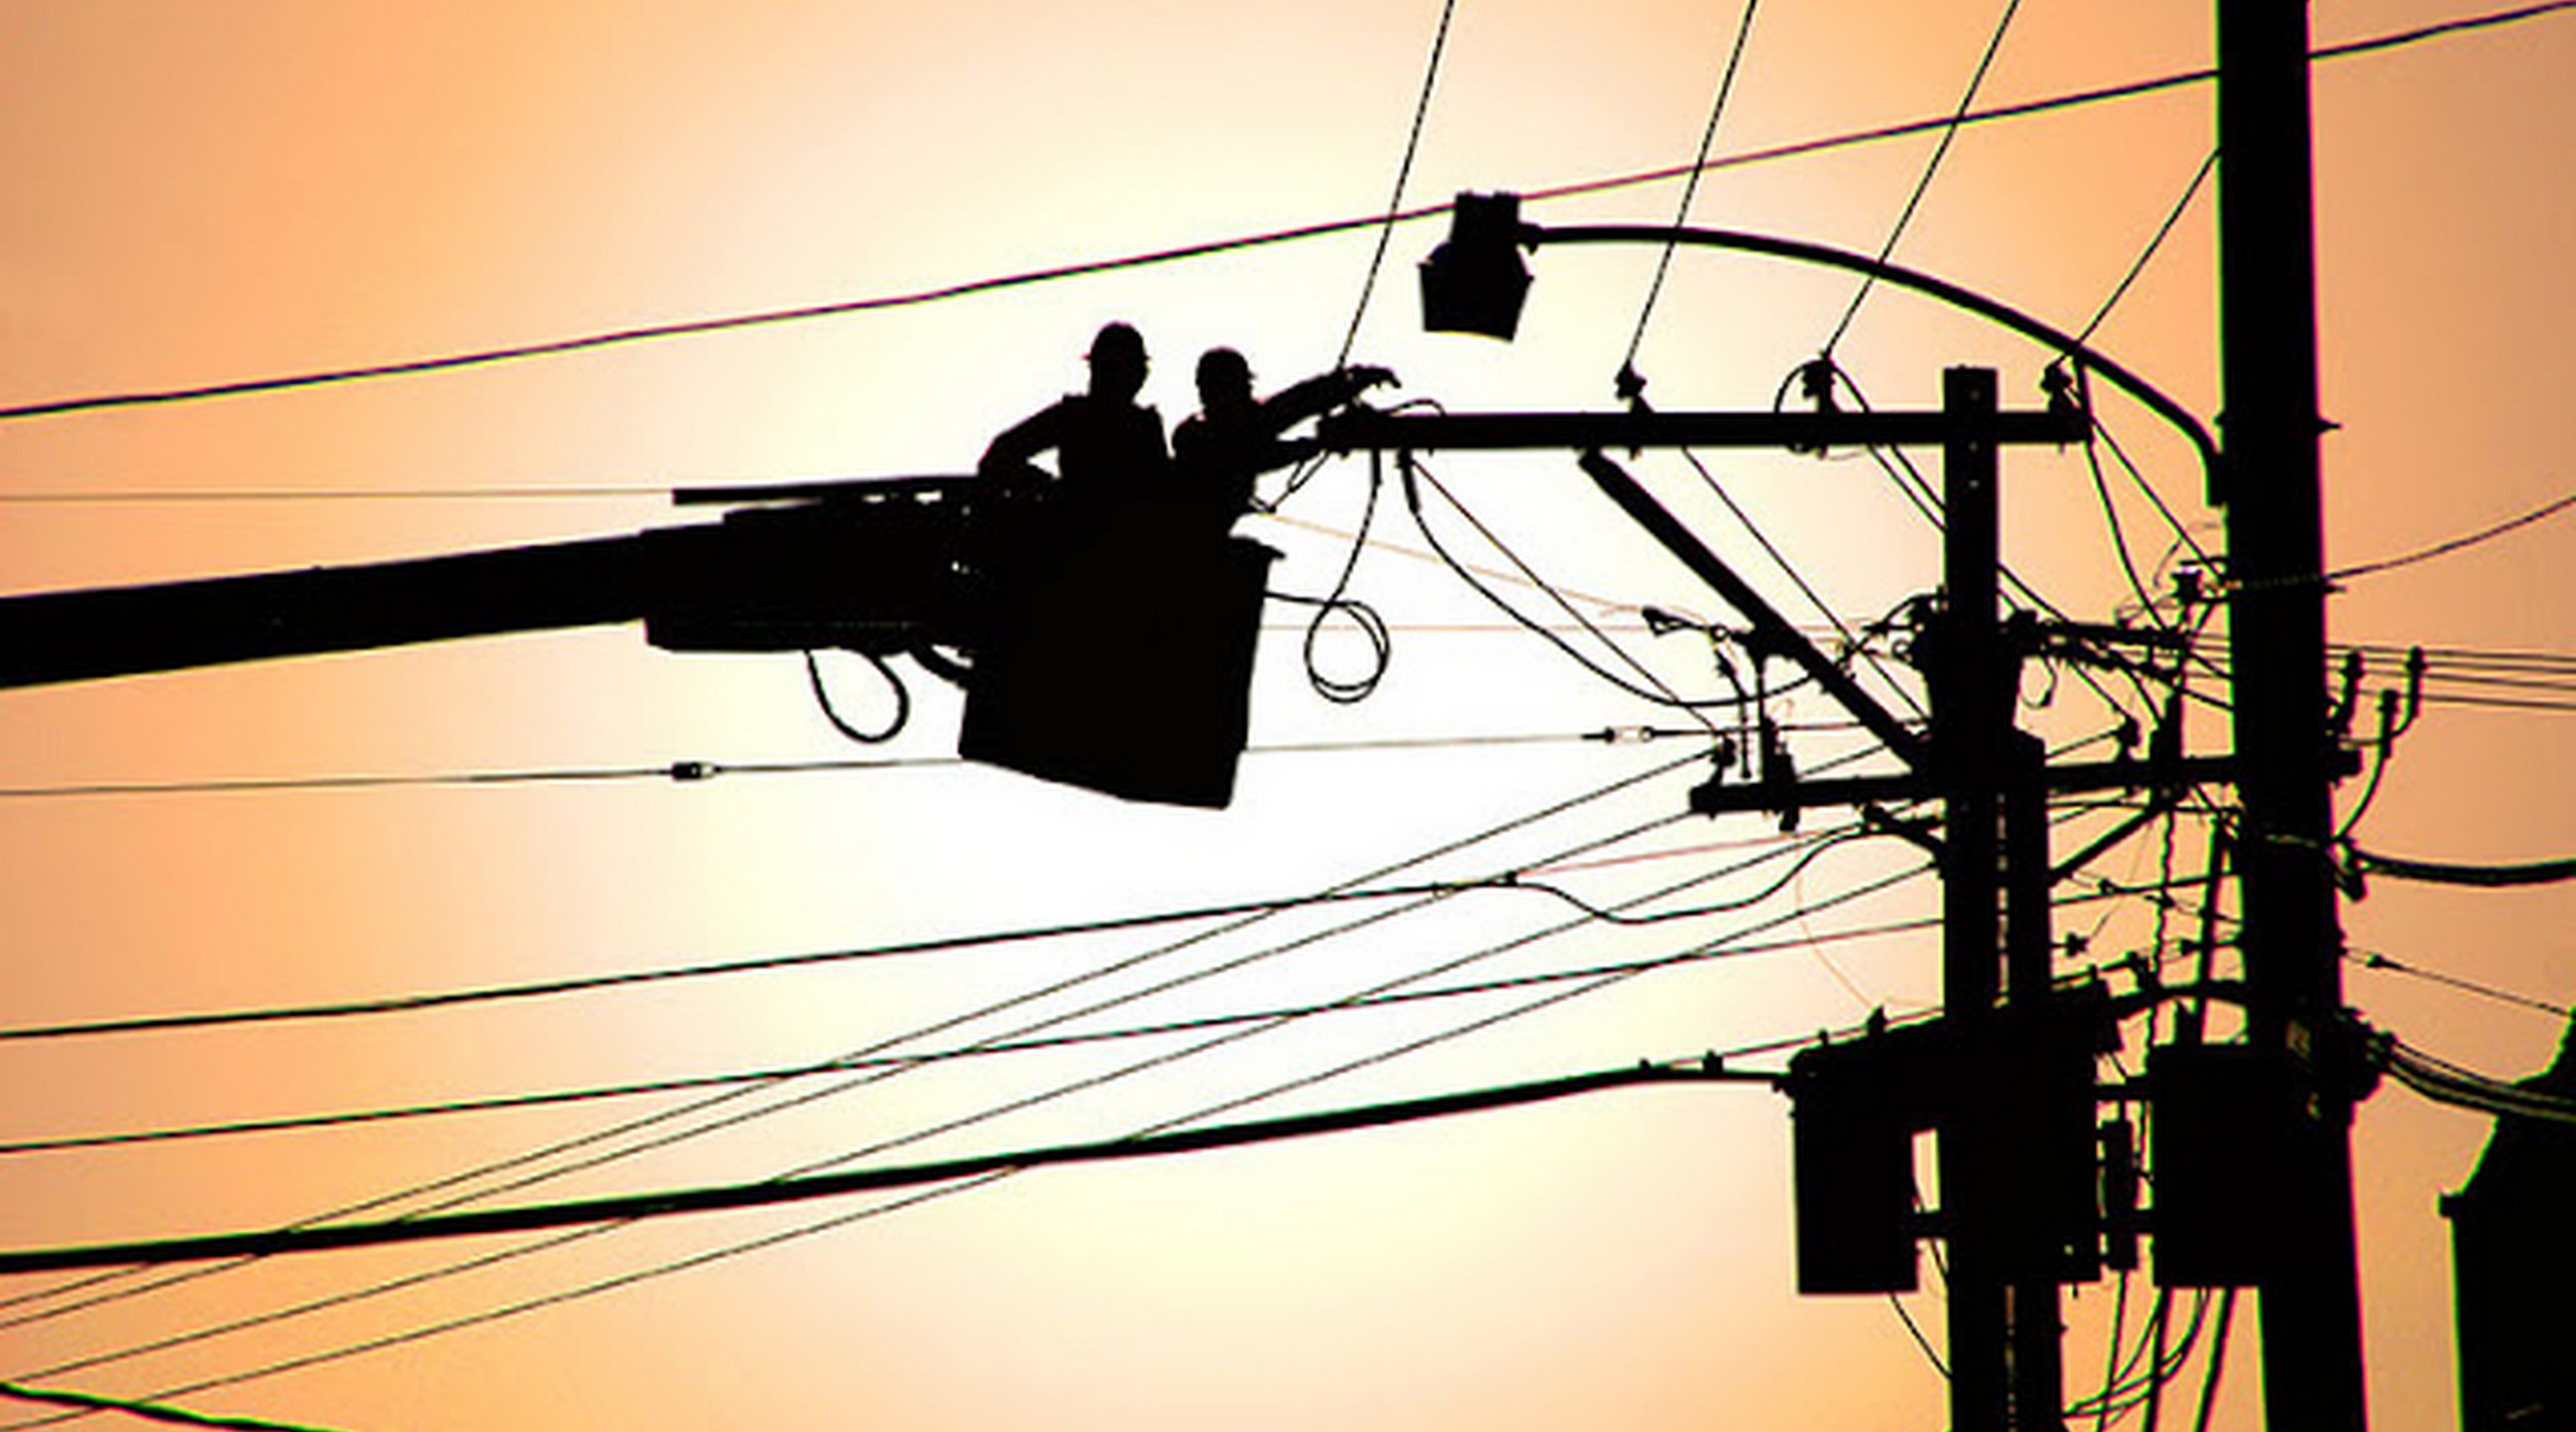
[6,862,2211,1405]
[1822,0,2023,354]
[1333,0,1459,365]
[0,856,1934,1161]
[0,1381,338,1432]
[1,2,2557,430]
[6,840,1883,1394]
[0,1062,1758,1275]
[0,755,1705,1339]
[0,726,1695,804]
[0,768,1729,1048]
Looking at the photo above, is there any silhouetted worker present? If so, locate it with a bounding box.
[979,321,1170,514]
[1171,348,1395,535]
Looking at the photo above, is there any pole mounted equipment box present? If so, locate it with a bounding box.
[2147,1041,2299,1287]
[1785,987,2118,1297]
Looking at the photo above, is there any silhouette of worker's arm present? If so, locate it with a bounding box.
[979,400,1069,478]
[1263,365,1397,434]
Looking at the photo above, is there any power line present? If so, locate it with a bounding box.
[2348,950,2573,1020]
[8,860,2201,1409]
[1402,457,1741,726]
[1622,0,1764,376]
[2347,846,2576,890]
[0,838,1883,1159]
[1,817,1879,1160]
[0,754,1705,1343]
[5,845,1866,1398]
[0,213,1403,426]
[2320,487,2576,583]
[5,2,2560,433]
[0,726,1682,803]
[1671,444,1926,722]
[1335,0,1460,367]
[0,1383,338,1432]
[8,787,1908,1389]
[15,861,2221,1422]
[1525,1,2576,211]
[0,765,1722,1048]
[12,1024,1836,1420]
[1821,0,2023,355]
[0,1062,1759,1276]
[2074,148,2218,348]
[2377,1034,2576,1124]
[13,833,1952,1396]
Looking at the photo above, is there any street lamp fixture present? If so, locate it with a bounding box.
[1417,191,1532,340]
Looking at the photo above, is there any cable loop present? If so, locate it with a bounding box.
[803,648,910,745]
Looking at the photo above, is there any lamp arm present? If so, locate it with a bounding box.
[1527,223,2223,499]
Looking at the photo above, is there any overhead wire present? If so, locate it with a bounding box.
[2347,950,2573,1021]
[0,1061,1758,1275]
[0,4,2559,433]
[1820,0,2023,356]
[0,749,1704,1331]
[5,734,1939,1365]
[2189,1289,2240,1432]
[2377,1036,2576,1125]
[5,820,1910,1399]
[1601,0,1923,738]
[1522,0,2576,210]
[16,728,2172,1210]
[2319,487,2576,584]
[2,757,1708,1353]
[82,847,2251,1418]
[1619,0,1763,377]
[0,817,1861,1156]
[0,725,1679,803]
[1334,0,1460,368]
[1672,445,1929,723]
[3,845,2224,1406]
[0,829,1885,1160]
[2064,138,2235,635]
[2088,408,2217,577]
[0,873,1635,1045]
[2073,149,2219,349]
[0,1382,338,1432]
[1401,455,1780,728]
[2,1009,1884,1422]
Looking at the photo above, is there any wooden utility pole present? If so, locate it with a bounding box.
[2213,1,2371,1426]
[1934,365,2014,1432]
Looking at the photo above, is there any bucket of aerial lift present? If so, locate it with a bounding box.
[958,522,1276,808]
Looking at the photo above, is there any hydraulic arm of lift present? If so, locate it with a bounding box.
[0,477,1278,809]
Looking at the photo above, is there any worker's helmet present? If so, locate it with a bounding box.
[1087,321,1147,370]
[1195,346,1252,396]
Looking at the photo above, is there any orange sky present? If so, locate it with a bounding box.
[4,3,2572,1429]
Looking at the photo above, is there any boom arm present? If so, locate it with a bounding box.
[0,479,981,690]
[0,475,1275,810]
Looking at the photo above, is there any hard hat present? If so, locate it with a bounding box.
[1087,321,1147,366]
[1195,346,1251,390]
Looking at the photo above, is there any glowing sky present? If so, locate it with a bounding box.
[4,3,2572,1429]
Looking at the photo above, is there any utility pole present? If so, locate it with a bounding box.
[1933,367,2065,1432]
[2214,1,2371,1426]
[1327,377,2095,1432]
[1933,365,2015,1432]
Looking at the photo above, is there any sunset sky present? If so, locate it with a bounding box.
[4,2,2572,1429]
